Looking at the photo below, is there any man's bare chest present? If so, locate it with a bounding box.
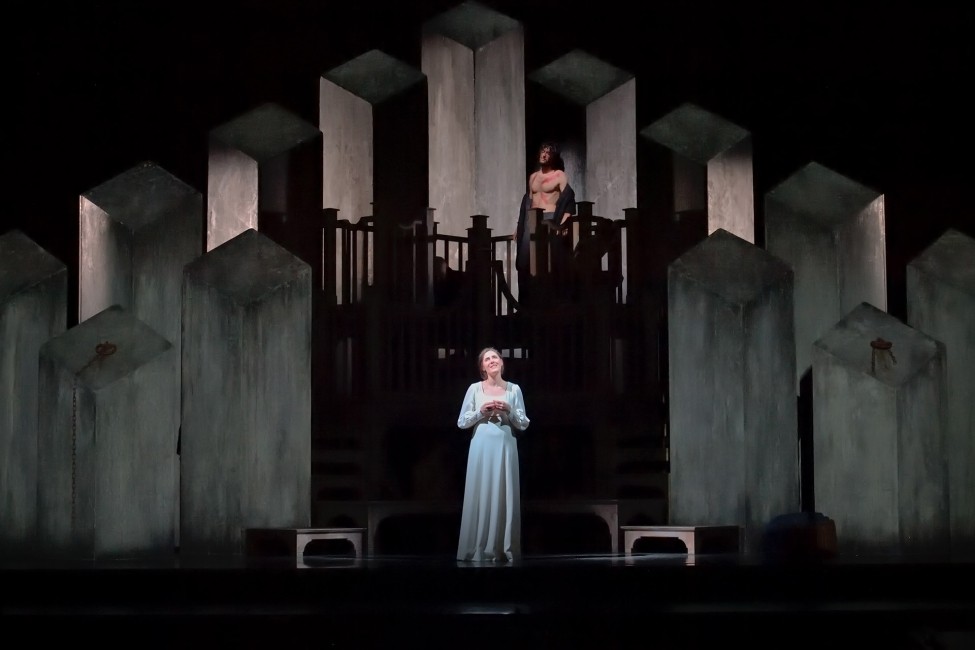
[531,171,562,194]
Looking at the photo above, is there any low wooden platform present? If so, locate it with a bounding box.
[245,527,366,560]
[621,525,741,556]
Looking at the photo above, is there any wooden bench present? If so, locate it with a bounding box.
[621,525,740,556]
[245,527,366,560]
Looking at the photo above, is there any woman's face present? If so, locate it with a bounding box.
[481,350,503,376]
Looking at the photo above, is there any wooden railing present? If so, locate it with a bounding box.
[314,202,669,402]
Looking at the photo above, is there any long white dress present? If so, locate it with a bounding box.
[456,381,530,562]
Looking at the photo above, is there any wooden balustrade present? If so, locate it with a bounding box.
[314,205,658,401]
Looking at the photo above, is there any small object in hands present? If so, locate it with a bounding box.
[488,406,502,424]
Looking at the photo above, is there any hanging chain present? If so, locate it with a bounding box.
[70,341,117,527]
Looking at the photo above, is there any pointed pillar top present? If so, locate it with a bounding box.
[323,49,425,105]
[209,102,321,162]
[529,49,633,106]
[766,161,882,224]
[422,1,521,50]
[641,102,750,165]
[81,161,200,233]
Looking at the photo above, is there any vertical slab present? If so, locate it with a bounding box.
[37,305,177,559]
[422,1,525,251]
[907,228,975,553]
[0,231,67,556]
[813,302,948,556]
[320,49,427,222]
[668,229,798,552]
[181,229,311,555]
[207,102,323,287]
[765,161,886,387]
[529,49,636,300]
[640,102,755,243]
[320,49,428,299]
[78,161,202,347]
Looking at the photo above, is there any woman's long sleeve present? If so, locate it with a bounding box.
[457,383,481,429]
[508,384,530,431]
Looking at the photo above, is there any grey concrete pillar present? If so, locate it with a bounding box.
[37,305,177,559]
[181,229,311,555]
[907,228,975,553]
[529,49,636,301]
[207,102,323,287]
[78,162,201,550]
[78,161,202,349]
[640,102,755,243]
[320,49,427,299]
[422,1,525,267]
[668,229,798,553]
[0,231,67,556]
[765,161,887,388]
[813,302,948,556]
[320,48,427,221]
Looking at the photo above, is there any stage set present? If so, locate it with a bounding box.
[3,1,974,647]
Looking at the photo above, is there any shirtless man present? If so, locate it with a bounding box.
[528,142,572,228]
[514,142,577,304]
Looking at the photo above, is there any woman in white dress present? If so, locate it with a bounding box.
[456,347,531,562]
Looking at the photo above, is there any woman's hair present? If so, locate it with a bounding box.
[477,347,502,379]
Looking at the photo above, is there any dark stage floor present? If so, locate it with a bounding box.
[4,550,975,649]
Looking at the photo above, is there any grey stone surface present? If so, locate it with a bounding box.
[320,48,427,238]
[765,161,886,388]
[813,302,948,556]
[422,3,524,255]
[423,34,475,256]
[587,79,637,299]
[207,102,322,253]
[668,229,798,552]
[0,230,67,556]
[640,103,754,243]
[181,229,311,555]
[473,28,525,244]
[642,102,751,165]
[323,49,425,106]
[422,0,521,51]
[907,228,975,553]
[37,305,177,558]
[529,49,634,107]
[78,160,202,363]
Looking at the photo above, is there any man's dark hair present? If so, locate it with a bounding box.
[539,141,565,171]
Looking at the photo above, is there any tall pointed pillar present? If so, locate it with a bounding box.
[181,229,311,555]
[640,102,755,244]
[907,228,975,554]
[422,1,525,268]
[320,49,428,222]
[0,231,67,557]
[813,302,948,556]
[668,229,798,553]
[78,161,202,346]
[320,49,427,301]
[765,161,886,387]
[207,102,323,287]
[37,305,178,559]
